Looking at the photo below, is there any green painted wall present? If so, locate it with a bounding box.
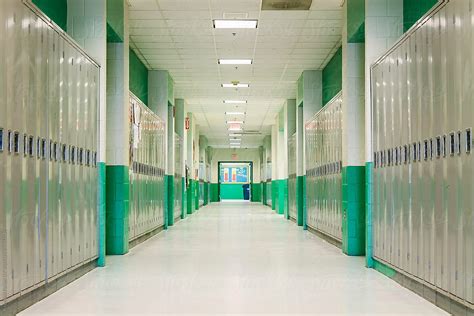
[296,175,305,226]
[220,183,244,200]
[195,182,200,210]
[204,182,209,205]
[403,0,438,32]
[342,166,365,256]
[187,180,195,214]
[167,175,174,226]
[271,180,278,211]
[210,183,219,202]
[251,183,262,202]
[347,0,365,43]
[302,175,307,229]
[107,0,124,41]
[365,162,374,267]
[322,47,342,106]
[105,165,130,255]
[32,0,67,31]
[129,49,149,105]
[181,177,186,219]
[278,179,288,216]
[97,162,106,266]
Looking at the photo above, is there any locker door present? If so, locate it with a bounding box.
[0,0,6,303]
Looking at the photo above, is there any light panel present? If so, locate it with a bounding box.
[222,83,250,88]
[218,59,252,65]
[225,112,246,116]
[226,121,244,124]
[213,19,258,29]
[223,100,247,104]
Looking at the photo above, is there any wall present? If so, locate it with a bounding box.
[403,0,438,32]
[33,0,68,31]
[322,47,342,106]
[129,48,148,105]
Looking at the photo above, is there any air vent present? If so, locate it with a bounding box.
[262,0,312,10]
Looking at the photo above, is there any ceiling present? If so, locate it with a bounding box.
[128,0,343,148]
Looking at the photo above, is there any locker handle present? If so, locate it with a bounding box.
[13,131,19,154]
[28,136,34,157]
[466,128,472,154]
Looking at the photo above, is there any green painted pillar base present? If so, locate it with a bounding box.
[296,175,304,227]
[251,182,262,202]
[105,165,130,255]
[210,183,219,202]
[97,162,106,267]
[342,166,366,256]
[365,162,374,268]
[163,174,169,230]
[187,180,195,214]
[167,175,175,226]
[302,174,307,230]
[262,181,267,205]
[203,182,209,205]
[278,179,288,216]
[271,180,278,211]
[181,177,186,219]
[195,181,200,210]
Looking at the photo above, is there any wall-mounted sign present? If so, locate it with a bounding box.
[231,153,238,160]
[185,117,190,130]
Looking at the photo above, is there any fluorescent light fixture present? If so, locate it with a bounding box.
[225,112,246,116]
[218,59,252,65]
[230,138,242,142]
[222,83,250,88]
[223,100,247,104]
[227,121,244,124]
[229,133,242,137]
[228,127,242,131]
[230,146,241,148]
[214,19,258,29]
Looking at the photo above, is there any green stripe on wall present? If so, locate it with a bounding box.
[302,175,307,229]
[195,181,200,210]
[278,179,288,216]
[181,177,186,219]
[271,180,278,211]
[296,175,304,227]
[322,47,342,106]
[167,175,175,226]
[365,162,374,268]
[106,165,129,255]
[342,166,365,256]
[32,0,67,32]
[107,0,124,41]
[347,0,365,43]
[210,183,219,202]
[251,182,262,202]
[129,48,148,106]
[187,180,195,214]
[403,0,437,32]
[374,260,397,278]
[204,182,209,205]
[97,162,106,266]
[220,183,244,200]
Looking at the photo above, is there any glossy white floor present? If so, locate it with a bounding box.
[21,202,446,315]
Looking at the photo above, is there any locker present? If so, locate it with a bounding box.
[304,93,342,241]
[371,0,473,307]
[128,93,166,241]
[0,0,100,304]
[174,134,183,220]
[288,133,297,220]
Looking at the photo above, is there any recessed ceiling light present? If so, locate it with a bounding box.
[214,19,258,29]
[230,138,242,141]
[228,126,242,131]
[224,100,247,104]
[229,133,242,137]
[218,59,252,65]
[227,121,244,124]
[225,112,246,116]
[222,83,250,88]
[230,146,241,149]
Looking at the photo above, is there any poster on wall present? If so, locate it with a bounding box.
[220,165,249,184]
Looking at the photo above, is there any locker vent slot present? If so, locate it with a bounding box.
[41,139,46,159]
[466,129,471,154]
[457,131,462,155]
[71,146,76,164]
[442,135,447,157]
[23,134,27,156]
[429,139,433,160]
[62,144,67,162]
[417,142,421,161]
[0,128,3,152]
[49,140,53,161]
[36,137,40,158]
[13,132,19,154]
[423,140,428,161]
[53,142,58,161]
[436,136,441,158]
[403,145,408,164]
[412,143,417,162]
[79,148,83,165]
[450,132,455,156]
[28,136,34,157]
[395,147,399,165]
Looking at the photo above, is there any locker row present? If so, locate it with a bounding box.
[307,161,342,177]
[288,133,297,220]
[131,162,165,177]
[0,129,97,167]
[305,93,343,241]
[174,134,183,220]
[374,128,472,169]
[371,0,473,305]
[129,94,166,241]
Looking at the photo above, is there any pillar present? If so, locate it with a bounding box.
[271,124,278,211]
[148,70,174,229]
[364,0,403,266]
[67,0,107,265]
[296,71,322,229]
[341,0,365,256]
[186,113,196,214]
[175,99,187,218]
[104,0,129,255]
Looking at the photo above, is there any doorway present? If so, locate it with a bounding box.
[218,162,252,201]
